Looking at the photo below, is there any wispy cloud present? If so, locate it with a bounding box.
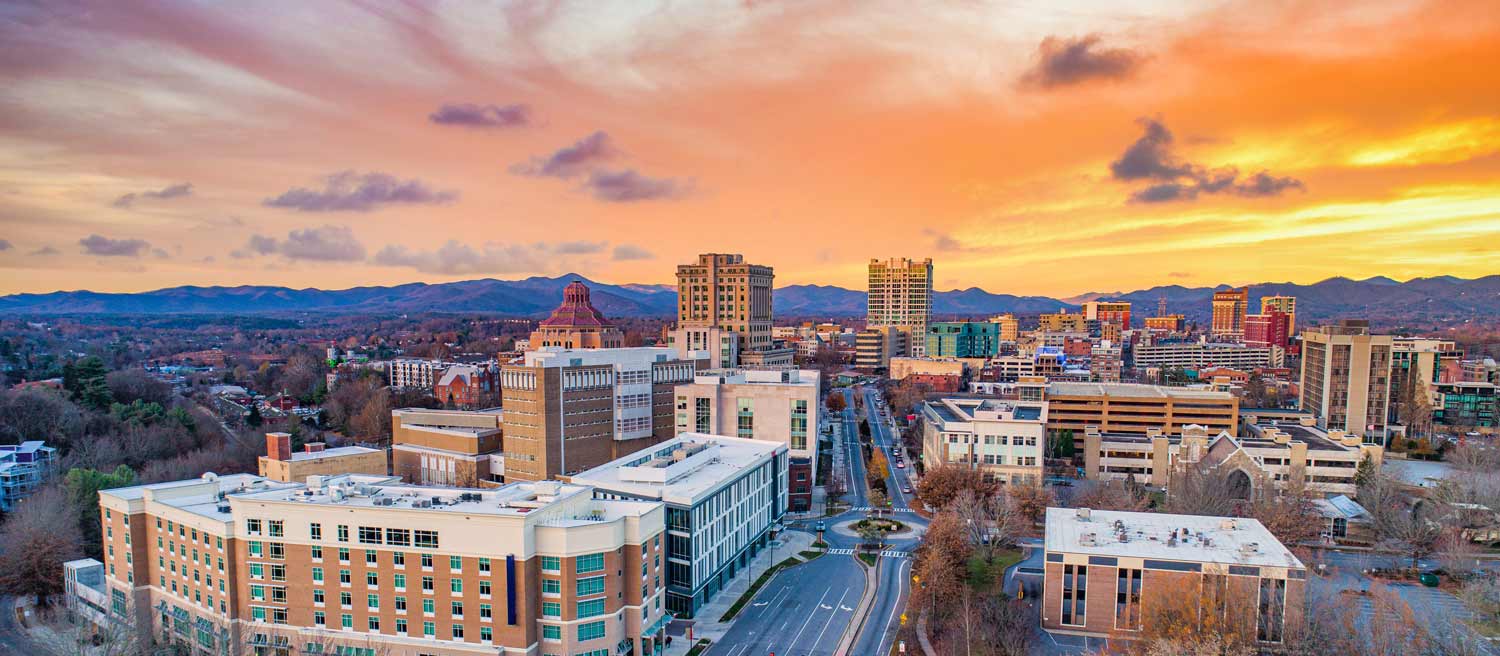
[79,234,151,257]
[428,103,530,128]
[372,241,545,275]
[263,171,458,212]
[511,132,615,179]
[232,225,366,262]
[584,169,688,202]
[1021,35,1143,89]
[113,182,193,208]
[612,244,653,261]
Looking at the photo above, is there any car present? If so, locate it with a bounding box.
[815,521,825,532]
[902,485,912,494]
[896,462,905,469]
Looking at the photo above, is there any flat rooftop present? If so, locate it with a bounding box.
[1046,507,1303,569]
[521,346,700,368]
[926,398,1045,424]
[280,445,382,462]
[569,433,783,506]
[101,473,300,522]
[1048,382,1234,401]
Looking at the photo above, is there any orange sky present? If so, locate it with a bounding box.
[0,0,1497,297]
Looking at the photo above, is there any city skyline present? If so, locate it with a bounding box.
[2,1,1498,297]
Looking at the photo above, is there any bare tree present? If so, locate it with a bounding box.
[1161,462,1239,518]
[0,485,84,604]
[1071,477,1152,512]
[951,488,1022,560]
[34,602,146,656]
[1362,474,1444,570]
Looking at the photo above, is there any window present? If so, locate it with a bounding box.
[736,398,755,438]
[251,585,266,602]
[575,553,605,574]
[542,602,560,618]
[541,556,560,572]
[246,519,262,535]
[1258,578,1286,643]
[1061,565,1087,627]
[450,556,462,571]
[542,625,561,640]
[268,520,283,537]
[358,526,382,545]
[314,611,325,626]
[414,530,439,549]
[366,572,378,587]
[479,603,492,619]
[340,592,352,607]
[423,598,434,614]
[1115,568,1142,630]
[790,399,808,450]
[310,523,322,540]
[451,601,464,617]
[542,580,561,595]
[313,590,325,604]
[337,525,349,542]
[395,596,407,611]
[394,574,406,589]
[312,567,324,583]
[269,542,284,559]
[342,614,353,629]
[451,624,464,639]
[368,616,380,631]
[421,554,433,569]
[248,542,263,558]
[366,551,377,565]
[478,557,491,573]
[249,563,264,579]
[422,576,435,592]
[395,618,407,634]
[480,626,492,642]
[386,528,410,546]
[423,621,435,637]
[576,576,604,597]
[479,580,491,596]
[311,546,323,560]
[367,594,379,610]
[576,598,606,618]
[450,579,463,594]
[340,570,351,585]
[577,620,606,641]
[339,548,350,563]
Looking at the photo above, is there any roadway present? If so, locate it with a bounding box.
[706,553,866,656]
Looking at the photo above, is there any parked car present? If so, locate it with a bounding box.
[896,462,906,469]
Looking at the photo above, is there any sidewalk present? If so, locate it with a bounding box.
[663,530,818,655]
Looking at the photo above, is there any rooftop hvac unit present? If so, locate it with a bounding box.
[1076,508,1092,521]
[414,500,432,508]
[216,503,230,514]
[375,498,394,506]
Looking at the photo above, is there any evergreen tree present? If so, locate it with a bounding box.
[246,403,263,428]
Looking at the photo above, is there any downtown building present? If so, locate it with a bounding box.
[89,472,672,656]
[568,434,788,619]
[1042,507,1305,644]
[921,396,1046,486]
[867,257,933,358]
[1081,301,1132,330]
[1211,288,1250,340]
[1132,342,1275,370]
[926,321,1004,358]
[1259,295,1297,336]
[499,347,706,482]
[671,369,821,511]
[671,253,789,367]
[1046,382,1240,445]
[1299,320,1393,440]
[391,408,506,488]
[528,281,625,350]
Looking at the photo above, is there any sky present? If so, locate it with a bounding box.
[1,0,1497,298]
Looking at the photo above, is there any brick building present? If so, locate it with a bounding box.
[528,281,625,350]
[432,364,499,410]
[257,432,386,484]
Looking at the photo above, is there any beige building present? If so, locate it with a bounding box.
[1260,295,1298,336]
[499,347,704,481]
[867,257,932,357]
[1038,311,1087,333]
[1046,382,1239,444]
[391,408,505,487]
[94,472,669,656]
[527,281,624,350]
[258,432,386,484]
[676,253,775,356]
[1084,417,1383,496]
[889,357,966,381]
[1211,288,1249,339]
[672,370,820,510]
[666,325,739,369]
[990,314,1020,341]
[854,325,909,371]
[1300,320,1393,440]
[921,397,1047,486]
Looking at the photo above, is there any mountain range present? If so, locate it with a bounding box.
[1,274,1496,323]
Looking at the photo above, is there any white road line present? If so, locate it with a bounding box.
[806,585,853,653]
[778,587,834,656]
[875,559,913,656]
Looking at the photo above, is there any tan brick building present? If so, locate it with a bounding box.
[1300,320,1393,440]
[499,347,704,482]
[1043,507,1305,644]
[528,280,625,350]
[391,409,504,487]
[258,432,386,483]
[95,472,669,656]
[675,253,775,355]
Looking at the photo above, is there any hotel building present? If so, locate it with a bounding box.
[1259,295,1297,336]
[568,434,788,618]
[93,472,669,656]
[1043,508,1305,644]
[499,348,705,482]
[1299,320,1393,440]
[867,257,933,357]
[671,369,821,511]
[921,397,1047,486]
[1211,288,1249,340]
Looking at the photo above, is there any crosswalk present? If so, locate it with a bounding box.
[849,506,916,514]
[827,548,855,555]
[822,548,909,558]
[880,550,910,558]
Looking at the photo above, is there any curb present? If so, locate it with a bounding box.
[835,554,881,656]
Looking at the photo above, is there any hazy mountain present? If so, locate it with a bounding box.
[2,274,1496,323]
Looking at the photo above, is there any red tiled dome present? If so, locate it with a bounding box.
[537,281,614,327]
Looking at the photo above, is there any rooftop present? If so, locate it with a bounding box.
[690,368,820,387]
[281,445,382,462]
[101,473,300,522]
[1047,382,1234,401]
[569,433,785,506]
[1045,507,1304,569]
[521,346,697,368]
[536,281,617,328]
[925,397,1046,424]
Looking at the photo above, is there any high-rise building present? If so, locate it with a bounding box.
[1243,311,1291,349]
[1300,320,1393,440]
[867,258,932,357]
[990,314,1020,341]
[1081,300,1132,330]
[499,347,705,481]
[568,434,788,617]
[1260,295,1297,336]
[529,280,625,349]
[92,472,671,656]
[926,321,1003,358]
[1211,287,1249,339]
[675,253,775,357]
[672,369,821,510]
[1038,311,1087,333]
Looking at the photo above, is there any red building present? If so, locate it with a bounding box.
[433,363,499,409]
[1244,311,1291,349]
[906,373,963,393]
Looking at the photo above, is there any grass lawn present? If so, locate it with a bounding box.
[966,548,1024,594]
[800,550,825,561]
[859,552,878,567]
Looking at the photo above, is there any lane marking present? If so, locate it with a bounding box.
[874,559,914,656]
[779,587,834,656]
[806,585,854,655]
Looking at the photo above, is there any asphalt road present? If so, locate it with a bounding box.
[707,554,866,656]
[0,596,45,655]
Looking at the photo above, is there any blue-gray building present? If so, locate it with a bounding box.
[0,441,58,511]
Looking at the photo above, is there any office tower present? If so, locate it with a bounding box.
[528,281,625,349]
[1211,287,1249,339]
[991,314,1020,341]
[499,347,704,481]
[1260,295,1297,336]
[1045,382,1239,442]
[672,370,820,510]
[1300,320,1393,440]
[569,434,788,617]
[867,257,933,357]
[1081,300,1132,330]
[1042,508,1304,642]
[1243,311,1291,349]
[926,321,1003,358]
[1038,311,1087,333]
[89,473,669,656]
[675,253,775,356]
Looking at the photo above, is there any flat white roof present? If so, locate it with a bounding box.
[569,433,784,507]
[1048,382,1234,401]
[101,473,300,521]
[1044,507,1303,569]
[283,445,381,462]
[523,346,699,368]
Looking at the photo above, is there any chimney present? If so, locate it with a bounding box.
[304,442,326,454]
[266,432,291,461]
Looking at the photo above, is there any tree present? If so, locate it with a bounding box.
[825,392,846,414]
[1161,462,1240,518]
[868,448,891,482]
[913,511,971,618]
[1353,453,1378,489]
[952,488,1022,559]
[62,356,112,410]
[245,402,263,428]
[1244,477,1323,549]
[1362,474,1444,570]
[105,368,171,405]
[916,466,997,510]
[0,486,84,604]
[64,465,136,559]
[1071,478,1152,512]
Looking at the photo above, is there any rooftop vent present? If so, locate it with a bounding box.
[1219,519,1237,531]
[1076,508,1092,521]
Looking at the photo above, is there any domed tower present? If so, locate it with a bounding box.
[528,280,624,350]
